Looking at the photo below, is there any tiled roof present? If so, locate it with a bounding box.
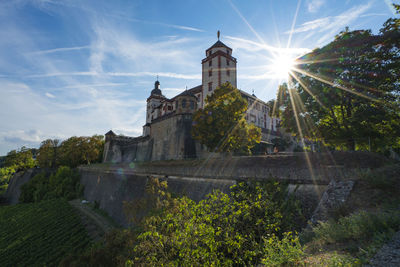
[208,40,231,50]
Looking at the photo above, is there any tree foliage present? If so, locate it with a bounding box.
[19,166,83,203]
[37,135,104,168]
[0,147,36,194]
[129,178,304,266]
[192,82,261,154]
[278,11,400,152]
[3,146,36,170]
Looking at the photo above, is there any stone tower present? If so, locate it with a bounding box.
[201,32,237,107]
[143,80,165,136]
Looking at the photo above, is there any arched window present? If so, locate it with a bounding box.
[182,99,187,108]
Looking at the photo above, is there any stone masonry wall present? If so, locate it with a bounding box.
[150,113,196,161]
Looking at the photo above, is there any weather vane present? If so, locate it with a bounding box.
[217,30,220,40]
[156,74,159,81]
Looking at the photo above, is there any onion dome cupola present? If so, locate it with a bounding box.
[151,80,162,96]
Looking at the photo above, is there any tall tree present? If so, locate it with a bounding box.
[278,11,400,152]
[192,82,261,154]
[4,146,36,170]
[58,135,104,167]
[37,139,60,168]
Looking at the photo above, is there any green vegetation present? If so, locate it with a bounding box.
[72,178,305,266]
[37,135,104,168]
[20,166,83,203]
[60,230,136,267]
[0,147,36,195]
[303,209,400,265]
[277,6,400,152]
[301,164,400,265]
[0,199,91,266]
[192,82,261,154]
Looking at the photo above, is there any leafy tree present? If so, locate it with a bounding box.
[20,166,82,203]
[37,135,104,168]
[58,135,104,168]
[4,146,36,170]
[0,147,36,194]
[192,82,261,154]
[278,11,400,152]
[271,137,292,151]
[37,139,60,168]
[130,178,304,266]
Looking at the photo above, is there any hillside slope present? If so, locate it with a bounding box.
[0,199,91,266]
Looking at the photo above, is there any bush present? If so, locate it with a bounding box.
[60,230,136,267]
[130,179,304,266]
[358,167,398,192]
[20,166,83,203]
[261,232,304,266]
[311,210,400,259]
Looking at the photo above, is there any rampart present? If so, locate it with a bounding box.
[4,152,389,227]
[78,152,388,226]
[103,113,198,163]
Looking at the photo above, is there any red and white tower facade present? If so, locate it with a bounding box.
[201,32,237,108]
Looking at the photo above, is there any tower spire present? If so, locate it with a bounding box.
[217,30,220,40]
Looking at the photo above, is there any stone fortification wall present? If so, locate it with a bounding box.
[103,113,198,163]
[151,113,196,161]
[3,168,44,204]
[79,167,235,226]
[79,151,388,226]
[103,135,152,163]
[109,152,387,184]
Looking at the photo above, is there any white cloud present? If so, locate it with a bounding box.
[287,2,372,45]
[28,46,90,55]
[286,17,331,34]
[45,92,55,98]
[27,71,201,79]
[225,35,311,55]
[307,0,325,13]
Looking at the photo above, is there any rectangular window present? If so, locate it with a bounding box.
[168,106,172,111]
[209,60,212,66]
[226,49,229,54]
[226,59,229,66]
[208,82,212,92]
[227,69,230,76]
[209,69,212,77]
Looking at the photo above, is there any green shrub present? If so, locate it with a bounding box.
[60,230,136,267]
[358,169,396,191]
[20,166,83,203]
[312,210,400,259]
[130,179,304,266]
[261,232,304,266]
[0,167,15,195]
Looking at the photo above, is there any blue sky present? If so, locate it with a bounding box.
[0,0,398,155]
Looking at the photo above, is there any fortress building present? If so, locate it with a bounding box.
[103,34,281,163]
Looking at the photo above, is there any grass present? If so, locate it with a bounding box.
[302,164,400,265]
[0,199,91,266]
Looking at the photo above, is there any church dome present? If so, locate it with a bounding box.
[151,80,162,95]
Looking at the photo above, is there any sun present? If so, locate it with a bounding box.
[270,52,297,79]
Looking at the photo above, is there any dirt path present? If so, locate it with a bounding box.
[69,199,115,242]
